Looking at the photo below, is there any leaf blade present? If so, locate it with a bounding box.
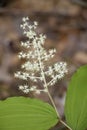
[65,65,87,130]
[0,97,58,130]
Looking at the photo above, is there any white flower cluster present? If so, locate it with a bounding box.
[19,85,47,94]
[15,17,68,94]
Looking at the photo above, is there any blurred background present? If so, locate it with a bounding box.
[0,0,87,129]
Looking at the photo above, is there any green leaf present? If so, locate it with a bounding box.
[65,65,87,130]
[0,97,58,130]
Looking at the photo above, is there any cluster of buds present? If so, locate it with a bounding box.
[15,17,68,94]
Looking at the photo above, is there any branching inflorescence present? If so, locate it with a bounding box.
[15,17,68,94]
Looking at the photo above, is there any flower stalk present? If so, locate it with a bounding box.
[15,17,72,130]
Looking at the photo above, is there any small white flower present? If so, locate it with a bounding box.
[22,17,29,21]
[23,89,30,94]
[34,21,38,26]
[19,85,24,90]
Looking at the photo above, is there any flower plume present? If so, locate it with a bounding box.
[15,17,68,94]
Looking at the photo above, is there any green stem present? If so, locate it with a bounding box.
[46,87,72,130]
[41,72,72,130]
[60,120,72,130]
[46,87,60,118]
[37,43,72,130]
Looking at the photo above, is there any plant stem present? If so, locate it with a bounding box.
[46,86,72,130]
[60,120,72,130]
[37,43,72,130]
[46,87,60,117]
[41,72,72,130]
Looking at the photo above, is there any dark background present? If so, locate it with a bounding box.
[0,0,87,129]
